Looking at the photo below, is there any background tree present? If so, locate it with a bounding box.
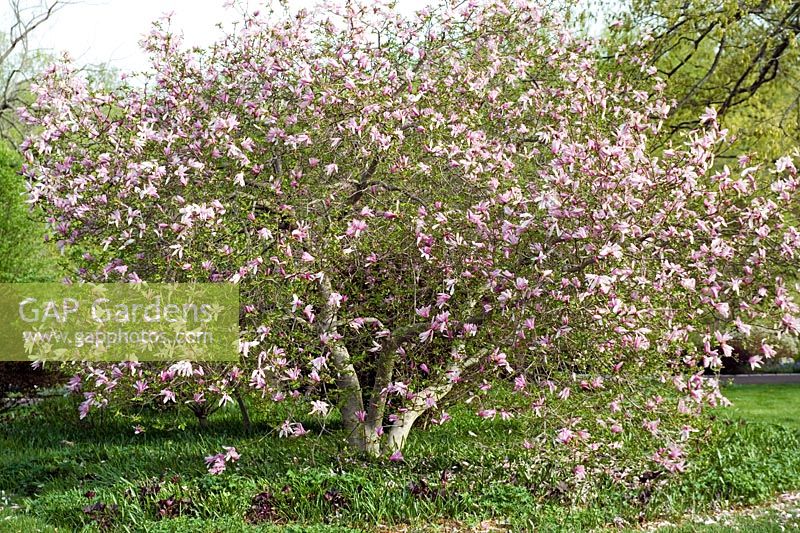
[0,139,53,280]
[0,138,59,405]
[0,0,69,141]
[0,0,85,403]
[609,0,800,159]
[599,0,800,371]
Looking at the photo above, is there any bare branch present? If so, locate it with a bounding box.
[1,0,64,66]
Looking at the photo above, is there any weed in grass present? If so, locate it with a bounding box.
[82,500,119,531]
[246,490,281,525]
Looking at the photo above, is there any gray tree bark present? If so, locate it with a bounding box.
[316,275,366,450]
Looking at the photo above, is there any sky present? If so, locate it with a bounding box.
[4,0,609,75]
[4,0,427,74]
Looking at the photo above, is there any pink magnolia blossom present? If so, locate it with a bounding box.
[205,446,239,475]
[346,219,368,238]
[389,450,404,462]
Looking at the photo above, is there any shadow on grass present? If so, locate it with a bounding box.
[3,388,800,531]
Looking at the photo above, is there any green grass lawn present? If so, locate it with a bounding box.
[0,384,798,532]
[652,510,800,533]
[648,383,800,533]
[721,383,800,431]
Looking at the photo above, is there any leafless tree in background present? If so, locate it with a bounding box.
[0,0,73,142]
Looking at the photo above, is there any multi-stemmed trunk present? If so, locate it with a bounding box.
[317,275,480,457]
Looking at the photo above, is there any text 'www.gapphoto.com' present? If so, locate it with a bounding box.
[22,329,216,348]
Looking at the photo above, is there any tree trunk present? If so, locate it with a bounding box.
[364,342,398,457]
[234,388,252,433]
[330,343,367,450]
[317,274,367,451]
[363,425,382,457]
[363,321,442,457]
[315,277,483,456]
[189,404,210,430]
[385,344,481,453]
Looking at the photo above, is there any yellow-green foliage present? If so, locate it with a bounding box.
[0,142,56,281]
[613,0,800,161]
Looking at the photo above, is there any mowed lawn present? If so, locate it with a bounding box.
[0,383,799,531]
[650,383,800,533]
[722,383,800,431]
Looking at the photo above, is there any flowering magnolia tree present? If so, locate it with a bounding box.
[20,0,800,467]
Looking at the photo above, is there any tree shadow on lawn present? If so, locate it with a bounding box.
[0,394,528,494]
[1,394,342,445]
[9,396,800,530]
[0,397,350,497]
[2,397,516,530]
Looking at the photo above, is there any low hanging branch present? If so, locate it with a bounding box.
[385,343,482,453]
